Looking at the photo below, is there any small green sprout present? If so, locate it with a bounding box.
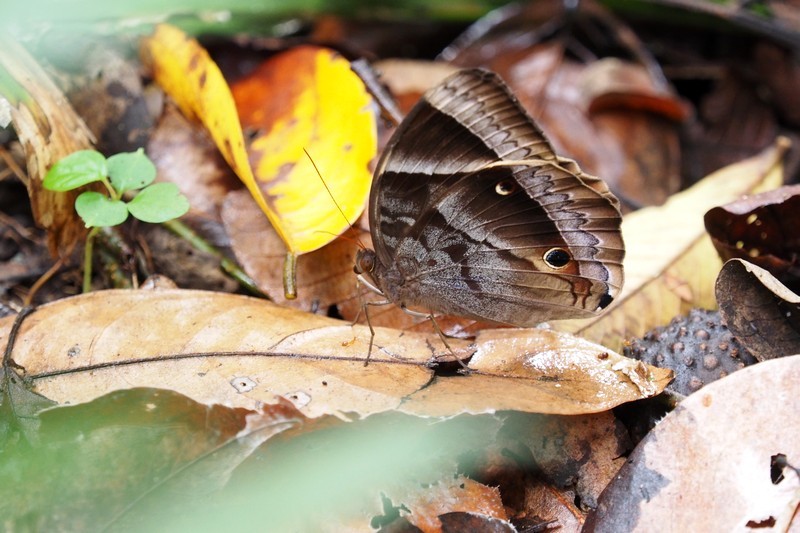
[43,148,190,292]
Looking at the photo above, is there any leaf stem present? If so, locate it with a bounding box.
[83,226,100,293]
[100,177,118,200]
[160,219,267,298]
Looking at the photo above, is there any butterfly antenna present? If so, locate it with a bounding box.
[303,148,364,246]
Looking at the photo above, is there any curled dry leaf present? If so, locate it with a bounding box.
[716,258,800,361]
[705,184,800,292]
[586,355,800,533]
[0,289,670,418]
[559,137,788,352]
[0,37,96,255]
[578,58,685,208]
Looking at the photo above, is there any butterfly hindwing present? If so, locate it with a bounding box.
[365,68,625,326]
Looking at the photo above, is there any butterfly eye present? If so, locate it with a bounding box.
[354,249,376,274]
[544,248,571,269]
[495,180,517,196]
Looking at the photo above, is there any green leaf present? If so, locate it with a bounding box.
[74,191,128,227]
[107,148,157,194]
[43,150,107,191]
[127,182,189,223]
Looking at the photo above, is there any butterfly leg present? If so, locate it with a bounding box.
[361,299,395,366]
[355,274,392,366]
[399,305,470,372]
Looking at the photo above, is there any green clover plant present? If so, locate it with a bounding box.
[43,148,189,292]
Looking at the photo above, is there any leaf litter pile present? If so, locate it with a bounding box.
[1,2,800,531]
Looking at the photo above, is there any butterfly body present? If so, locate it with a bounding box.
[355,69,624,327]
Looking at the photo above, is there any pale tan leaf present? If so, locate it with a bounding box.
[559,137,789,351]
[0,289,671,418]
[587,355,800,532]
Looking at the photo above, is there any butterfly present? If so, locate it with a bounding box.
[354,68,624,331]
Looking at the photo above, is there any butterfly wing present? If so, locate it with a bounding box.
[370,69,557,266]
[387,163,624,325]
[369,69,624,325]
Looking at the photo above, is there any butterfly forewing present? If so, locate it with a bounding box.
[371,69,557,265]
[365,68,625,327]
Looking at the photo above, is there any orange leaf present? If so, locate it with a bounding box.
[141,26,375,282]
[232,45,376,249]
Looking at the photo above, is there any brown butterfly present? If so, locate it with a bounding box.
[355,68,624,331]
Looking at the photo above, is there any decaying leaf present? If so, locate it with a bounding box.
[559,137,789,352]
[586,355,800,533]
[67,43,155,154]
[147,103,241,219]
[684,70,779,184]
[0,37,96,256]
[0,288,671,418]
[716,258,800,361]
[705,184,800,292]
[475,410,630,525]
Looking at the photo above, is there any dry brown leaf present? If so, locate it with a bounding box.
[514,412,629,510]
[705,183,800,292]
[586,355,800,532]
[67,44,154,154]
[147,103,241,219]
[474,411,629,531]
[0,37,96,256]
[716,258,800,361]
[685,70,779,183]
[384,476,508,533]
[0,288,671,418]
[558,137,789,352]
[221,189,362,310]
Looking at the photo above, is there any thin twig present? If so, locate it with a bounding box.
[24,255,66,306]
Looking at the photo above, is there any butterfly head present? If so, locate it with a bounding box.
[354,248,376,276]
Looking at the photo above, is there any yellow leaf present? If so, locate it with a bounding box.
[232,45,376,249]
[142,25,289,247]
[141,26,375,295]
